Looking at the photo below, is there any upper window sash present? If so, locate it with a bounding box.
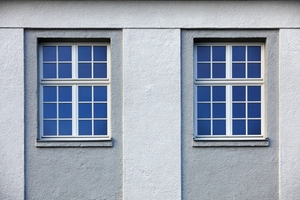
[39,43,111,82]
[194,43,264,82]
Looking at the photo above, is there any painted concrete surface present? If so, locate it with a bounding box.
[0,29,24,200]
[0,1,300,29]
[279,29,300,200]
[123,29,181,199]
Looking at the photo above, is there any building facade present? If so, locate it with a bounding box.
[0,1,300,199]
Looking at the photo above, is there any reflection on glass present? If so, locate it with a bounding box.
[94,46,107,61]
[232,46,245,61]
[213,120,226,135]
[79,86,92,101]
[44,120,57,135]
[197,120,211,135]
[78,63,92,78]
[212,46,226,61]
[233,120,246,135]
[79,120,92,135]
[58,46,72,61]
[43,86,57,102]
[197,86,210,101]
[43,63,56,78]
[78,46,91,61]
[198,103,211,118]
[58,63,72,78]
[94,120,107,135]
[43,46,56,61]
[197,46,210,61]
[232,63,245,78]
[94,64,107,78]
[59,120,72,135]
[197,63,210,78]
[212,63,225,78]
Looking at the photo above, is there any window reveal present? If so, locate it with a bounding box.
[40,43,110,139]
[195,44,264,138]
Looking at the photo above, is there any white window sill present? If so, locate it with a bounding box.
[36,139,113,148]
[193,138,269,147]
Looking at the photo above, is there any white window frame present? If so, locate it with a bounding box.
[194,43,266,140]
[39,42,111,141]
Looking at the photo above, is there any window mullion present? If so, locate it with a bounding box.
[73,85,77,137]
[227,45,232,136]
[73,45,78,137]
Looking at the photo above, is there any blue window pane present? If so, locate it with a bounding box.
[79,120,92,135]
[58,46,72,61]
[43,63,56,78]
[197,86,210,101]
[197,120,211,135]
[79,86,92,101]
[233,103,246,118]
[232,63,245,78]
[248,103,261,118]
[197,103,211,118]
[213,103,225,118]
[197,46,210,61]
[94,120,107,135]
[212,63,225,78]
[43,120,57,136]
[59,103,72,118]
[44,104,57,118]
[213,120,226,135]
[94,103,107,118]
[43,46,56,61]
[94,86,107,101]
[94,63,107,78]
[212,46,226,61]
[233,120,246,135]
[43,86,56,102]
[197,63,210,78]
[94,46,107,61]
[78,46,91,61]
[248,46,261,61]
[58,63,72,78]
[232,46,245,61]
[248,63,261,78]
[59,120,72,135]
[213,86,226,101]
[59,86,72,101]
[79,103,92,118]
[248,120,261,135]
[78,63,92,78]
[232,86,246,101]
[248,86,261,101]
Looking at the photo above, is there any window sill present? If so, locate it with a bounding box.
[193,138,269,147]
[36,139,113,148]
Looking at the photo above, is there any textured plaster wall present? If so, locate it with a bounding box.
[123,29,181,199]
[1,1,300,199]
[279,29,300,200]
[0,1,300,29]
[0,29,24,200]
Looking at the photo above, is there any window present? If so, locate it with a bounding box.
[195,43,264,140]
[39,43,110,140]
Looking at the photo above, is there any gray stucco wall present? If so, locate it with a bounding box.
[24,30,123,200]
[181,30,279,200]
[1,1,300,200]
